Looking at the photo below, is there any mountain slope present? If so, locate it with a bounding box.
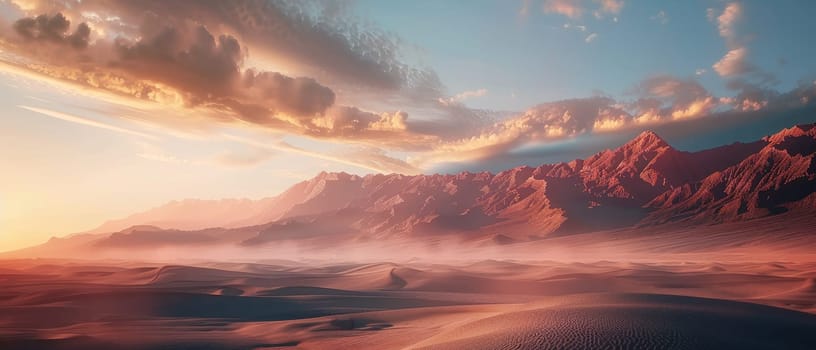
[645,124,816,223]
[85,198,284,234]
[18,123,815,257]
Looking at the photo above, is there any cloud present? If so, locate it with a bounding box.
[135,142,194,165]
[710,2,766,81]
[240,70,337,119]
[111,24,242,97]
[650,10,668,24]
[638,76,707,102]
[0,1,515,160]
[541,0,622,19]
[19,105,158,139]
[670,97,717,120]
[21,0,441,95]
[133,141,276,168]
[721,79,780,112]
[2,9,445,152]
[212,148,275,168]
[596,0,623,14]
[716,2,741,45]
[431,81,816,172]
[13,13,90,49]
[562,23,587,32]
[413,75,744,167]
[712,2,748,77]
[706,8,717,21]
[411,97,631,166]
[712,47,750,77]
[562,23,597,43]
[593,0,623,18]
[343,147,421,175]
[543,0,585,18]
[633,75,718,121]
[7,14,339,120]
[223,134,420,174]
[5,0,812,177]
[438,88,488,106]
[311,106,406,134]
[407,104,506,141]
[106,22,342,124]
[519,0,532,17]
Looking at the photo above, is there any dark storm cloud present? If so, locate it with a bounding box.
[13,13,90,49]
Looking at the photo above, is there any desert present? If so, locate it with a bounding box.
[2,254,816,349]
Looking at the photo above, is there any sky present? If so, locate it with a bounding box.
[1,0,816,251]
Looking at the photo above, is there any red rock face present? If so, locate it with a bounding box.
[80,124,816,243]
[644,124,816,224]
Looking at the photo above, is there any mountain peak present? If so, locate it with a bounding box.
[765,123,816,144]
[625,130,670,150]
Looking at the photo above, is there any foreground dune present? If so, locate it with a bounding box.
[407,294,816,350]
[2,259,816,349]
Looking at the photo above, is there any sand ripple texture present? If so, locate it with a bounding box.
[414,294,816,350]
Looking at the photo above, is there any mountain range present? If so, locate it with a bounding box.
[10,123,816,257]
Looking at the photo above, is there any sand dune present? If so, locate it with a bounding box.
[410,294,816,350]
[2,259,816,349]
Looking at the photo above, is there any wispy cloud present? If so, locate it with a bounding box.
[713,47,750,76]
[212,148,276,168]
[563,23,587,32]
[134,141,277,168]
[596,0,623,14]
[543,0,585,18]
[19,105,157,139]
[438,88,489,106]
[222,134,420,174]
[542,0,624,19]
[519,0,532,17]
[716,2,742,45]
[650,10,668,24]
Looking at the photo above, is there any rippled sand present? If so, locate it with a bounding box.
[1,259,816,349]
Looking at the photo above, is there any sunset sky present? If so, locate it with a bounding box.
[2,0,816,251]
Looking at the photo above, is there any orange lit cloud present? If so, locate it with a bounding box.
[539,0,623,19]
[0,4,440,154]
[710,2,754,78]
[713,47,750,77]
[542,0,584,18]
[411,97,631,166]
[2,0,811,174]
[716,2,741,45]
[670,97,717,120]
